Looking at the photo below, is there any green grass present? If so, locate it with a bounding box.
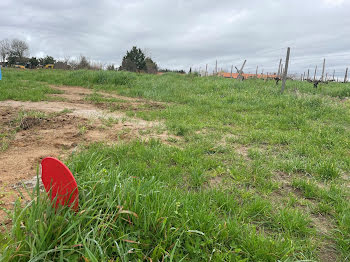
[0,142,318,261]
[0,68,350,261]
[0,70,62,101]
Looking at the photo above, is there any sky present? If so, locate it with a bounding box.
[1,0,349,77]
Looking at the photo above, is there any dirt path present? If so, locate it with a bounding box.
[0,85,176,222]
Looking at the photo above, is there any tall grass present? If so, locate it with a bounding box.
[1,142,318,261]
[1,68,350,260]
[0,71,62,101]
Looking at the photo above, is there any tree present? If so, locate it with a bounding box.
[0,39,10,63]
[107,64,115,70]
[43,56,56,65]
[29,57,39,68]
[7,55,18,65]
[7,55,29,66]
[120,58,137,72]
[7,39,29,65]
[120,46,146,72]
[145,57,158,74]
[10,39,29,60]
[38,56,56,66]
[77,55,91,69]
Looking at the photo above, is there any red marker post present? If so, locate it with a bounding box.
[41,157,79,211]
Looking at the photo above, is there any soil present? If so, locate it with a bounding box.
[0,85,178,222]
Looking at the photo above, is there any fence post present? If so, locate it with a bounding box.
[215,60,218,76]
[281,47,290,93]
[205,64,208,77]
[307,69,310,80]
[321,58,325,82]
[231,65,233,78]
[333,70,335,81]
[313,65,317,81]
[256,66,258,78]
[344,68,348,83]
[238,60,246,81]
[278,58,282,77]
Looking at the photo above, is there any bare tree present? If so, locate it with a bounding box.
[10,39,29,60]
[77,55,91,69]
[63,55,70,64]
[69,59,78,70]
[0,39,10,62]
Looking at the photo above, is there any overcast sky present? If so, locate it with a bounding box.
[1,0,349,76]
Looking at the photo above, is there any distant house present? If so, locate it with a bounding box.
[217,72,277,79]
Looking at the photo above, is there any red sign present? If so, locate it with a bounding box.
[41,157,79,211]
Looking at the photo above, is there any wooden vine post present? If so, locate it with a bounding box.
[281,47,290,93]
[344,68,348,83]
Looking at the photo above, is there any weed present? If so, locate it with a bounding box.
[78,124,87,136]
[317,161,340,181]
[99,116,118,127]
[1,68,350,260]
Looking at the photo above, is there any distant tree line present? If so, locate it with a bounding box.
[1,39,184,74]
[0,38,57,68]
[159,69,186,74]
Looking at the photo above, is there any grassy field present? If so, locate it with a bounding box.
[0,68,350,261]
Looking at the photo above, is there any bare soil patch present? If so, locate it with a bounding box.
[50,85,166,110]
[0,85,178,222]
[207,175,224,188]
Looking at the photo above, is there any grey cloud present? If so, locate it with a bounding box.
[1,0,349,76]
